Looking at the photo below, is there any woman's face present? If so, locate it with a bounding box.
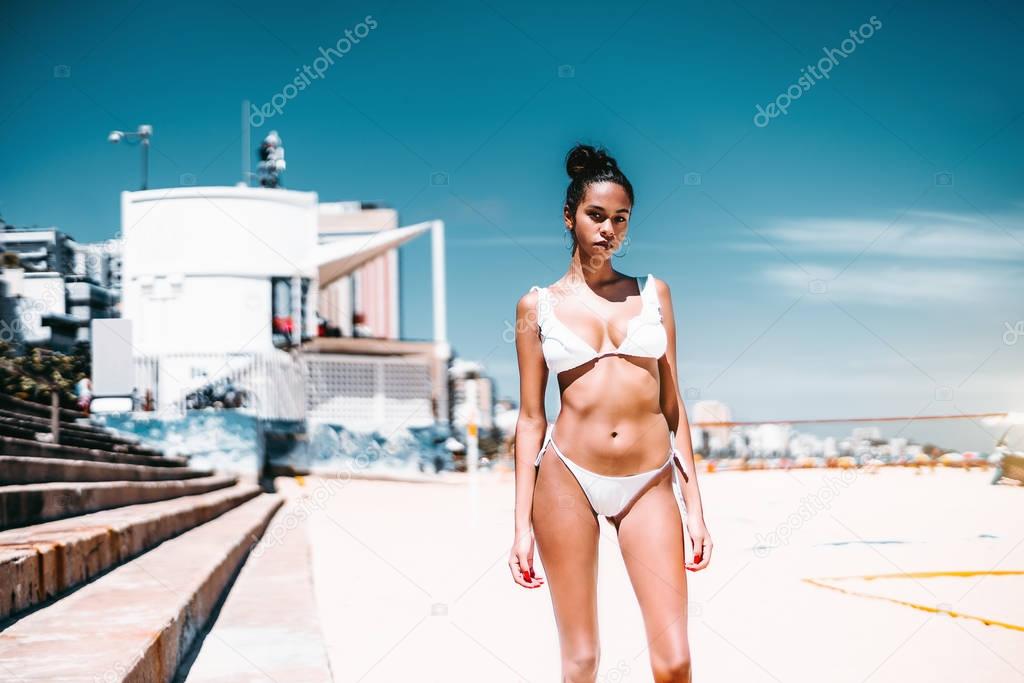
[564,181,632,258]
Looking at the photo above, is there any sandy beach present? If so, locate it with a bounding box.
[299,466,1023,682]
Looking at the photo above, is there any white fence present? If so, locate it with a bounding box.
[133,351,306,420]
[132,351,436,432]
[304,354,434,433]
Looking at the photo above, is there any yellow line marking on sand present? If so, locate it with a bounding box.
[802,571,1024,633]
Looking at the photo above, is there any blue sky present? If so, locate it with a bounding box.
[1,0,1022,451]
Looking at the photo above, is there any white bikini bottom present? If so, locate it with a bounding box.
[534,422,689,518]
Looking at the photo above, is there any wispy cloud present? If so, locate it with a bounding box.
[728,209,1024,261]
[761,262,1012,305]
[729,208,1024,305]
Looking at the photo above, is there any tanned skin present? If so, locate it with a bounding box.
[509,180,711,683]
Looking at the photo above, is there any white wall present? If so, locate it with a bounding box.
[121,186,319,354]
[19,273,66,342]
[130,276,273,354]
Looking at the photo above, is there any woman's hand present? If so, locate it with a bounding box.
[509,529,545,588]
[685,517,712,572]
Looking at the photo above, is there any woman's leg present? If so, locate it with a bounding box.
[532,447,602,683]
[613,468,692,683]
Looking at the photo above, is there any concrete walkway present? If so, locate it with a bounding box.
[303,467,1024,682]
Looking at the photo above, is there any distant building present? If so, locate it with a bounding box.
[691,400,733,455]
[851,426,883,443]
[450,359,495,431]
[0,225,120,350]
[116,185,450,430]
[76,239,123,291]
[789,432,824,458]
[0,227,76,274]
[749,423,793,458]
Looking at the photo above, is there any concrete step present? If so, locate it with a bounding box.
[0,415,159,457]
[0,481,262,621]
[0,397,163,457]
[0,411,151,448]
[0,455,211,485]
[0,407,162,456]
[0,434,189,468]
[0,474,239,530]
[181,481,333,682]
[0,392,89,425]
[0,491,283,682]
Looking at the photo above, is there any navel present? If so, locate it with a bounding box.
[611,431,618,438]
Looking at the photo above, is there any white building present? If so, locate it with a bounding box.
[450,359,495,431]
[749,423,793,458]
[117,185,449,429]
[690,400,734,454]
[122,186,319,355]
[0,227,120,349]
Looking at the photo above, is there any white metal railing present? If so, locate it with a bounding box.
[132,351,434,430]
[133,351,306,420]
[303,354,434,432]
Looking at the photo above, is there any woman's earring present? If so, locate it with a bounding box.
[563,229,574,250]
[613,235,630,257]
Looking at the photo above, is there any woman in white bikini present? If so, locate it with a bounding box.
[509,143,711,682]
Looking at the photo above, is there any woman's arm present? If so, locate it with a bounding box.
[513,288,549,532]
[508,288,549,588]
[655,278,712,570]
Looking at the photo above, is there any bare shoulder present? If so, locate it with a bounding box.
[516,286,541,317]
[651,274,673,303]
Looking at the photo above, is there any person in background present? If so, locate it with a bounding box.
[74,377,92,416]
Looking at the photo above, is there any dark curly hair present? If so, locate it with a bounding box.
[563,143,634,223]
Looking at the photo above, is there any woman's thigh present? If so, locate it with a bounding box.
[532,447,601,654]
[614,470,691,667]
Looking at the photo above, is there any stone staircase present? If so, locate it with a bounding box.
[179,477,334,683]
[0,394,316,682]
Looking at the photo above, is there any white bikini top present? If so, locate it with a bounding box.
[530,274,667,375]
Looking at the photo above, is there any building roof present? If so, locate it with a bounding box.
[312,220,434,288]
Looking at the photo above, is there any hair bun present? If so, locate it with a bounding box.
[565,143,618,180]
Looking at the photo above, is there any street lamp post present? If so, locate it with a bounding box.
[108,124,153,190]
